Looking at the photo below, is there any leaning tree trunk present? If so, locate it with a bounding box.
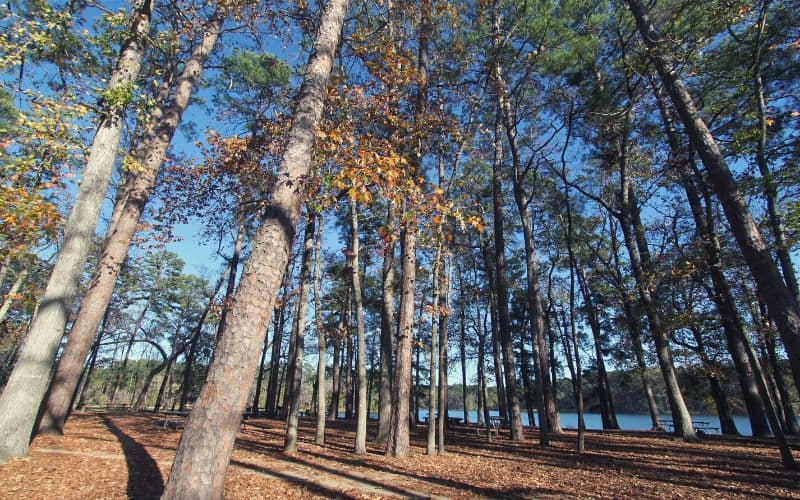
[615,90,694,438]
[626,0,800,397]
[651,80,773,437]
[750,1,800,306]
[284,213,315,452]
[38,9,223,435]
[0,0,153,461]
[161,1,348,495]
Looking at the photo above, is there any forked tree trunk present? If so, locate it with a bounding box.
[0,0,153,461]
[161,1,348,495]
[38,9,223,436]
[284,213,315,452]
[626,0,800,398]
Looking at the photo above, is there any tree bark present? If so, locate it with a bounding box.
[0,0,153,461]
[437,257,450,454]
[37,9,222,436]
[161,1,348,494]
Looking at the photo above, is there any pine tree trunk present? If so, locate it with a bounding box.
[313,214,327,444]
[376,206,395,443]
[0,0,153,461]
[161,1,348,494]
[348,202,368,454]
[750,2,800,306]
[652,82,772,437]
[38,10,222,435]
[328,326,342,420]
[437,257,450,453]
[427,244,442,456]
[386,208,416,457]
[252,329,271,413]
[626,0,800,397]
[459,285,469,424]
[488,13,524,440]
[265,277,291,417]
[284,213,315,452]
[387,0,429,457]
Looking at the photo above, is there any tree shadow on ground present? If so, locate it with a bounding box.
[101,416,164,499]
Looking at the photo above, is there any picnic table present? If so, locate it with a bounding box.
[658,419,719,434]
[489,416,509,434]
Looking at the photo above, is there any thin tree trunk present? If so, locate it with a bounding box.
[750,0,800,306]
[459,281,469,425]
[607,222,662,430]
[0,268,28,323]
[437,256,450,453]
[162,1,348,494]
[252,328,271,413]
[216,220,245,347]
[37,9,222,436]
[427,243,442,456]
[489,32,524,440]
[266,270,293,417]
[765,330,800,434]
[377,205,396,443]
[328,323,342,420]
[313,214,327,444]
[284,213,315,452]
[347,202,368,454]
[0,0,153,460]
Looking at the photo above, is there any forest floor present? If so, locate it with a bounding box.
[0,411,798,499]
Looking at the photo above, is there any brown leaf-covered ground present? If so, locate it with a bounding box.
[0,411,798,499]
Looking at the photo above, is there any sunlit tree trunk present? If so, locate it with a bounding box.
[313,214,327,444]
[0,0,153,461]
[38,9,223,435]
[161,1,349,494]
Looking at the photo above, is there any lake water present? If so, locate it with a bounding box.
[412,409,765,436]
